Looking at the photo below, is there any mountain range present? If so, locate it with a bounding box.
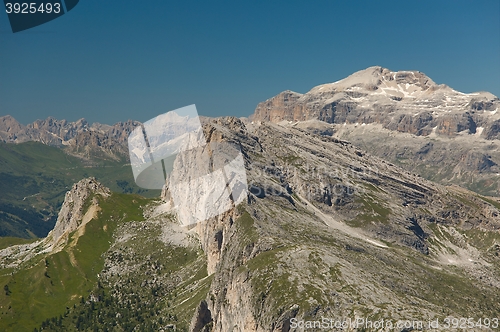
[0,115,137,160]
[0,66,499,331]
[1,116,500,331]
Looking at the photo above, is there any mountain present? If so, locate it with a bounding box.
[251,66,500,137]
[0,112,157,239]
[250,66,500,196]
[0,179,154,331]
[1,117,499,331]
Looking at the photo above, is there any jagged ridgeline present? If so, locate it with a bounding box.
[0,117,499,331]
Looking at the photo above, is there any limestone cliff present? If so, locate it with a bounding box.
[164,117,500,331]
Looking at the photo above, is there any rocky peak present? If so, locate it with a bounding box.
[47,177,110,249]
[0,115,25,134]
[308,66,438,95]
[107,120,141,140]
[28,117,88,131]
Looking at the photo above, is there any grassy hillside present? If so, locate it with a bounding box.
[0,192,152,331]
[0,142,160,238]
[38,212,210,332]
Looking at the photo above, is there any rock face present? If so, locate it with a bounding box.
[0,115,25,140]
[161,116,251,274]
[251,66,500,139]
[47,177,110,249]
[68,120,140,160]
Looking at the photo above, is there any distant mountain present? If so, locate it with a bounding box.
[251,66,500,138]
[251,66,500,196]
[1,117,499,331]
[0,115,140,160]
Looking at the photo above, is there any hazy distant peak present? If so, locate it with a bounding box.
[0,115,25,133]
[0,114,22,125]
[0,114,19,121]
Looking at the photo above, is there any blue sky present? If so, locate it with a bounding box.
[1,0,499,125]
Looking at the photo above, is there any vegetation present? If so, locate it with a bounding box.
[0,236,37,250]
[347,193,391,227]
[26,197,211,332]
[0,193,152,331]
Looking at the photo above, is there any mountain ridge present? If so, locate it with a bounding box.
[0,115,140,160]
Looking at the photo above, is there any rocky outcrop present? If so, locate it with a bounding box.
[46,177,110,249]
[0,177,111,269]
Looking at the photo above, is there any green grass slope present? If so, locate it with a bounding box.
[0,192,151,332]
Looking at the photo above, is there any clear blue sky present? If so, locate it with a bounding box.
[1,0,499,125]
